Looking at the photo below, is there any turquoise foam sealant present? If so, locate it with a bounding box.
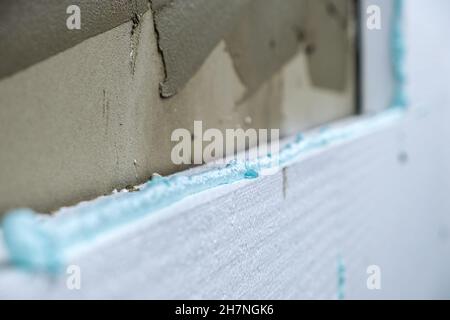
[2,161,261,272]
[391,0,407,109]
[337,256,346,300]
[1,1,407,272]
[1,109,404,272]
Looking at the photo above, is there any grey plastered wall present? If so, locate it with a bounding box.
[0,0,150,79]
[0,11,284,214]
[153,0,353,98]
[0,1,356,214]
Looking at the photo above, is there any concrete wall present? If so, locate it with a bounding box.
[0,1,356,214]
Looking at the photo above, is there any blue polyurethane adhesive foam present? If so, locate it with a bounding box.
[1,109,404,272]
[391,0,407,109]
[337,256,346,300]
[1,0,407,272]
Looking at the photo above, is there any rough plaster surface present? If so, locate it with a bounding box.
[281,51,355,133]
[0,5,354,214]
[1,0,355,98]
[151,0,252,97]
[0,0,150,79]
[0,11,282,214]
[224,0,307,97]
[154,0,354,97]
[305,0,353,91]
